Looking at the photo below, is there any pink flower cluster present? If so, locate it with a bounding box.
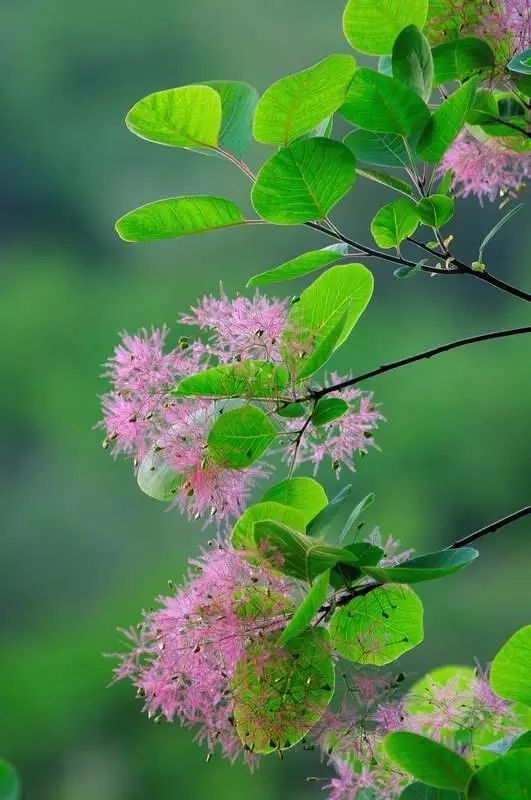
[319,665,517,800]
[114,541,293,765]
[441,132,531,204]
[284,375,383,475]
[428,0,531,52]
[99,292,288,523]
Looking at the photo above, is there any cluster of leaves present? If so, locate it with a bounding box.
[105,0,531,796]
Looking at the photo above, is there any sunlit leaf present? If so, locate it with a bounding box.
[343,0,429,56]
[467,749,531,799]
[416,195,455,227]
[232,628,334,752]
[203,80,259,156]
[340,69,430,136]
[207,405,277,469]
[417,79,478,163]
[136,451,181,501]
[278,570,330,645]
[330,584,424,665]
[490,625,531,707]
[231,501,306,550]
[432,38,495,85]
[174,361,289,399]
[116,196,245,242]
[262,477,328,526]
[344,130,411,168]
[125,84,221,148]
[247,244,349,287]
[371,198,419,248]
[251,138,356,224]
[363,547,478,584]
[253,54,356,145]
[312,397,349,427]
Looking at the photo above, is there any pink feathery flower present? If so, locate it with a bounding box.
[284,375,383,475]
[159,399,268,522]
[428,1,530,53]
[181,288,288,363]
[114,541,292,766]
[441,132,531,204]
[325,756,405,800]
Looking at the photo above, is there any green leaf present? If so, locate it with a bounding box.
[385,733,473,791]
[344,130,411,169]
[251,138,356,225]
[262,477,328,526]
[207,405,277,469]
[136,451,181,501]
[338,493,375,544]
[478,203,523,263]
[125,84,221,148]
[275,402,308,419]
[417,79,478,163]
[0,761,20,800]
[231,501,306,550]
[432,38,495,85]
[416,195,455,227]
[115,196,245,242]
[308,484,353,539]
[253,520,359,582]
[404,665,475,735]
[467,89,499,126]
[278,570,330,645]
[340,69,430,136]
[363,547,478,584]
[174,361,289,399]
[247,244,349,287]
[203,81,258,156]
[392,25,433,102]
[371,198,419,248]
[400,784,460,799]
[330,584,424,665]
[232,628,334,753]
[436,170,453,195]
[467,749,531,799]
[343,0,429,56]
[283,264,373,377]
[394,259,427,279]
[357,167,415,197]
[510,730,531,752]
[507,48,531,76]
[490,625,531,707]
[312,398,349,426]
[253,54,356,146]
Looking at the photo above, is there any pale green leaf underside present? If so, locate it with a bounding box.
[364,547,478,584]
[174,361,289,399]
[251,138,356,225]
[231,501,306,550]
[253,54,356,146]
[330,584,424,665]
[203,80,258,156]
[417,79,478,163]
[136,451,181,501]
[126,84,221,148]
[343,0,429,56]
[115,196,246,242]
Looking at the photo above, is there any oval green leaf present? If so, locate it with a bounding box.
[371,198,419,248]
[344,130,411,168]
[207,405,277,469]
[385,732,473,791]
[278,570,330,646]
[392,25,433,102]
[308,484,353,539]
[253,54,356,146]
[203,80,259,156]
[174,361,289,399]
[125,84,221,148]
[116,196,245,242]
[232,628,334,753]
[330,584,424,665]
[416,195,455,227]
[364,547,478,584]
[340,69,430,136]
[312,397,349,426]
[247,244,349,287]
[490,625,531,707]
[467,749,531,799]
[417,79,478,163]
[231,501,306,550]
[251,138,356,225]
[343,0,429,56]
[262,477,328,526]
[432,38,495,86]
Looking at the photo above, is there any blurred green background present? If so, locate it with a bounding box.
[1,1,530,797]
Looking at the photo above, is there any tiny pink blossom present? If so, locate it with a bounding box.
[114,541,292,766]
[181,288,288,363]
[441,132,531,205]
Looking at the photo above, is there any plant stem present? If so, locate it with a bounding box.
[301,326,531,401]
[449,505,531,549]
